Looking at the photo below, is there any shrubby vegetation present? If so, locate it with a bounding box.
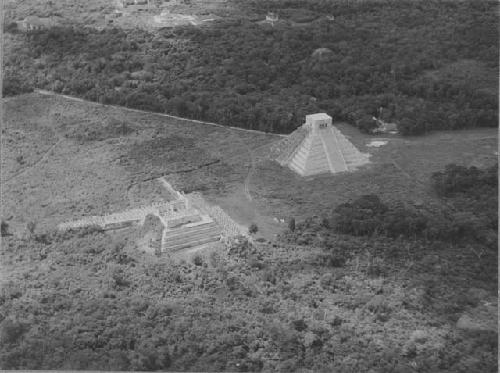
[2,75,34,97]
[4,0,498,134]
[1,221,9,237]
[432,164,498,240]
[276,163,497,373]
[432,163,498,199]
[1,219,497,372]
[0,163,497,372]
[284,163,498,248]
[248,223,259,235]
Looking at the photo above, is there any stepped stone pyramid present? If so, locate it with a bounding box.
[274,113,370,177]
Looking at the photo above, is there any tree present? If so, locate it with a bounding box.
[248,223,258,235]
[27,221,36,236]
[192,254,203,266]
[7,0,497,135]
[1,220,9,237]
[3,22,18,34]
[0,319,27,345]
[356,115,377,133]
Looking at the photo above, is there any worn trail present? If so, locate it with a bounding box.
[2,138,63,184]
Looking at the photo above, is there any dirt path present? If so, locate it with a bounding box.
[237,134,255,202]
[230,129,275,203]
[2,138,63,184]
[215,130,283,240]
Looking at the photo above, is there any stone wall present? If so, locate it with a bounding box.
[58,200,184,231]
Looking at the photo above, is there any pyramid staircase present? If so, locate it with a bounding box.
[320,126,349,172]
[272,126,310,166]
[275,113,370,177]
[289,131,335,176]
[330,126,370,169]
[161,221,222,252]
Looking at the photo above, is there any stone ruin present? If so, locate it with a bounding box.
[58,180,245,254]
[273,113,370,177]
[119,0,151,10]
[17,16,58,33]
[266,12,279,23]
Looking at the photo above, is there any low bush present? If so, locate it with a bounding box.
[1,221,9,237]
[192,254,203,266]
[248,223,259,235]
[2,76,34,97]
[283,163,497,248]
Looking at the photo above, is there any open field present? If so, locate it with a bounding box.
[248,124,498,222]
[171,120,497,239]
[0,92,279,236]
[1,92,497,239]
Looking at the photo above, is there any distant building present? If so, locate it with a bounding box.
[105,11,123,24]
[118,0,152,11]
[372,117,398,134]
[266,12,278,24]
[274,113,370,177]
[119,0,138,6]
[18,16,56,33]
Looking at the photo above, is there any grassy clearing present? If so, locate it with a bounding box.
[2,92,496,239]
[248,124,497,223]
[0,93,279,235]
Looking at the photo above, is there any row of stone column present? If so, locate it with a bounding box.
[58,201,174,231]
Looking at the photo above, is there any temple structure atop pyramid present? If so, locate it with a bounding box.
[272,113,370,177]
